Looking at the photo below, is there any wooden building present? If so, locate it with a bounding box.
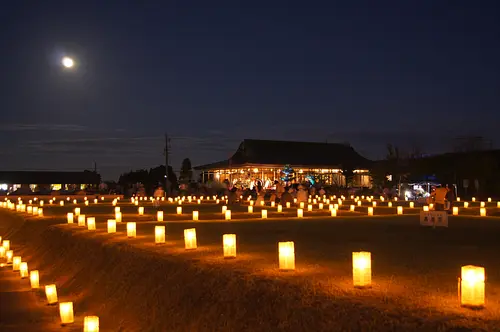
[194,139,372,189]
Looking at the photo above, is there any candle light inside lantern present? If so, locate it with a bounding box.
[318,203,324,210]
[423,205,429,212]
[464,202,469,208]
[60,201,64,206]
[278,241,295,271]
[481,202,485,208]
[176,207,182,215]
[271,201,275,207]
[357,201,361,207]
[397,206,403,215]
[107,220,116,233]
[480,208,486,217]
[114,211,122,223]
[0,247,5,258]
[67,212,74,224]
[127,222,136,238]
[453,207,459,216]
[460,265,485,308]
[184,228,197,250]
[138,207,144,215]
[248,205,253,213]
[221,205,227,213]
[59,302,74,325]
[368,207,374,216]
[225,210,231,220]
[299,202,304,209]
[307,204,312,212]
[331,208,337,216]
[6,250,13,263]
[74,208,80,216]
[261,209,268,219]
[286,202,291,208]
[191,210,199,221]
[297,208,303,218]
[223,234,236,258]
[19,262,28,278]
[78,214,86,227]
[277,204,282,213]
[45,284,58,304]
[488,197,492,203]
[350,205,355,211]
[409,202,414,208]
[12,256,21,271]
[352,251,372,288]
[3,240,10,251]
[30,270,39,289]
[157,211,164,221]
[84,316,99,332]
[155,226,165,244]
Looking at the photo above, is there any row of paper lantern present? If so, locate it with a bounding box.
[0,235,99,330]
[70,219,486,309]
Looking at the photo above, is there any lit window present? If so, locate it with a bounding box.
[51,184,62,191]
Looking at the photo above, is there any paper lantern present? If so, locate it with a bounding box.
[286,202,291,208]
[423,205,429,212]
[480,208,486,217]
[19,262,28,278]
[350,205,355,211]
[261,209,268,219]
[115,212,122,223]
[74,208,80,216]
[451,207,458,216]
[223,234,236,258]
[30,270,39,289]
[174,206,181,215]
[107,220,116,233]
[225,210,231,220]
[134,201,138,206]
[12,256,21,271]
[184,228,197,250]
[78,214,86,227]
[299,202,305,209]
[192,211,199,221]
[498,202,500,208]
[357,201,361,207]
[409,202,414,208]
[352,251,371,288]
[114,207,120,213]
[38,208,43,217]
[0,247,5,258]
[331,208,337,217]
[247,206,253,213]
[397,206,403,215]
[472,197,476,202]
[32,206,38,214]
[138,207,144,215]
[40,200,44,206]
[277,204,282,213]
[278,241,295,271]
[307,204,312,212]
[457,197,461,201]
[85,201,89,206]
[157,211,164,221]
[372,201,377,207]
[367,207,374,216]
[60,201,64,206]
[45,284,58,304]
[3,240,10,251]
[297,208,303,218]
[480,202,485,208]
[155,226,165,244]
[59,302,74,325]
[249,200,254,206]
[318,203,324,210]
[6,250,13,263]
[67,213,74,224]
[216,199,220,204]
[84,316,99,332]
[260,201,265,206]
[271,201,275,207]
[221,205,227,213]
[127,222,136,238]
[94,199,98,204]
[488,197,492,203]
[429,203,434,209]
[460,265,485,308]
[464,202,469,208]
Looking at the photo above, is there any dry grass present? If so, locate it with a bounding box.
[3,200,500,331]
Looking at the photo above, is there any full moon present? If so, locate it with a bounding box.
[62,57,74,68]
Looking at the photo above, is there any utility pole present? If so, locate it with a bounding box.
[164,133,170,195]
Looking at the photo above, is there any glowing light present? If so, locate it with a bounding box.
[62,57,74,68]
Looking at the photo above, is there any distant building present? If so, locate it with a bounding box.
[194,139,373,188]
[0,171,101,194]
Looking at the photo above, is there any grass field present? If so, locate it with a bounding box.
[3,198,500,331]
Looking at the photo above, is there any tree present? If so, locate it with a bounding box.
[179,158,193,184]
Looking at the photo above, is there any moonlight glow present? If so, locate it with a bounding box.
[62,57,74,68]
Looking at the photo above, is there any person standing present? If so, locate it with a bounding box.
[431,185,448,211]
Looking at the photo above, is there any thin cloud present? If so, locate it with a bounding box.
[0,123,88,132]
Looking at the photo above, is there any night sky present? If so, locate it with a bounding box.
[1,1,499,180]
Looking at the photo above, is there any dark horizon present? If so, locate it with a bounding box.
[1,1,499,180]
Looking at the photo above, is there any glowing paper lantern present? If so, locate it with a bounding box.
[176,206,182,215]
[221,205,227,213]
[409,202,414,208]
[457,197,461,202]
[155,226,165,244]
[488,197,492,203]
[480,208,486,217]
[223,234,236,258]
[225,210,231,220]
[30,270,39,289]
[84,316,99,332]
[350,205,355,211]
[357,201,361,207]
[78,214,86,227]
[107,220,116,233]
[367,207,373,216]
[249,200,254,206]
[3,240,10,251]
[248,206,253,213]
[19,262,28,278]
[114,207,120,213]
[138,207,144,215]
[261,209,268,219]
[271,201,275,207]
[352,251,371,288]
[0,247,4,258]
[12,256,21,271]
[318,203,324,210]
[464,202,469,208]
[460,265,485,308]
[74,208,80,216]
[115,212,122,223]
[331,208,337,217]
[184,228,197,250]
[157,211,164,221]
[6,250,13,263]
[127,222,136,238]
[286,202,291,208]
[299,202,305,209]
[60,201,64,206]
[85,201,89,206]
[297,208,303,218]
[451,207,458,216]
[278,241,295,271]
[191,210,198,221]
[480,202,485,208]
[38,208,44,217]
[472,197,476,202]
[94,199,98,204]
[67,213,74,224]
[26,206,32,213]
[59,302,74,325]
[45,284,58,304]
[498,202,500,208]
[372,201,377,207]
[306,204,312,212]
[423,206,429,212]
[277,204,282,213]
[260,201,265,206]
[397,206,403,215]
